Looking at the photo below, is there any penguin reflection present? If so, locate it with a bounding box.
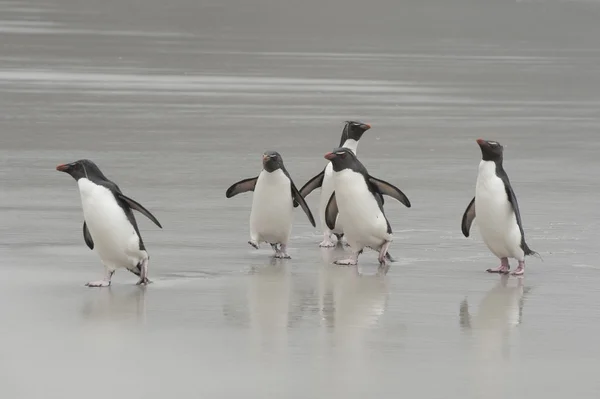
[81,286,147,325]
[246,259,292,353]
[460,276,531,397]
[318,249,390,350]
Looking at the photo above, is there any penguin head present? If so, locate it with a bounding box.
[476,139,503,162]
[56,159,106,181]
[339,121,371,147]
[262,151,284,173]
[324,147,357,170]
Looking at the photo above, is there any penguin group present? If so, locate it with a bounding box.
[57,121,537,287]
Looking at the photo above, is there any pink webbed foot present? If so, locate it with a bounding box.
[511,261,525,276]
[487,257,510,274]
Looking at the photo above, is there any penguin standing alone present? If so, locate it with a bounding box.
[323,148,411,268]
[226,151,316,259]
[300,121,371,247]
[57,160,162,287]
[461,139,537,276]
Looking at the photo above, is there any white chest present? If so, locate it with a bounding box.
[341,139,358,154]
[475,161,512,219]
[250,169,294,240]
[475,161,522,258]
[77,178,141,265]
[319,163,335,219]
[333,169,388,245]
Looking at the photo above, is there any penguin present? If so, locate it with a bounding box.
[461,139,537,276]
[56,160,162,287]
[226,151,316,259]
[323,147,411,268]
[299,121,371,247]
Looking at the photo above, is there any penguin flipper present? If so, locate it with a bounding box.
[291,182,316,227]
[83,221,94,250]
[367,176,411,208]
[117,193,163,229]
[324,192,339,230]
[461,197,476,237]
[298,169,325,198]
[225,177,258,198]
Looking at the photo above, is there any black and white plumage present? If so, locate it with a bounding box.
[323,148,411,269]
[57,160,162,287]
[461,139,537,276]
[299,121,371,247]
[226,151,316,259]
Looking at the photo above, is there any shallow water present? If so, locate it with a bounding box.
[1,0,600,398]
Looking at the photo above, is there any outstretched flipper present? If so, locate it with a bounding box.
[83,221,94,250]
[117,193,163,228]
[324,192,339,231]
[299,169,325,198]
[291,182,316,227]
[225,177,258,198]
[367,176,411,207]
[461,197,476,237]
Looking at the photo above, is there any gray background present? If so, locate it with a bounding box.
[1,0,599,398]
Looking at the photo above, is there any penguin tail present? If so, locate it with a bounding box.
[128,263,142,277]
[385,252,396,263]
[524,244,543,262]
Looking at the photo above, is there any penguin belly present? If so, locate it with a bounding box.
[78,178,146,270]
[333,170,390,250]
[475,162,523,260]
[250,170,294,244]
[320,163,344,235]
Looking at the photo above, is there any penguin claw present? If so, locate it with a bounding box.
[248,240,259,249]
[136,278,152,285]
[319,239,335,248]
[85,280,111,288]
[334,259,358,266]
[486,267,510,274]
[274,253,291,259]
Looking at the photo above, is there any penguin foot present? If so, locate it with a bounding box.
[274,244,291,259]
[378,241,392,266]
[334,259,358,266]
[85,280,111,288]
[136,277,152,285]
[248,240,259,249]
[487,258,510,274]
[319,239,336,248]
[486,266,510,274]
[511,261,525,276]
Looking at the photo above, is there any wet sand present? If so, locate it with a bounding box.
[2,0,600,397]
